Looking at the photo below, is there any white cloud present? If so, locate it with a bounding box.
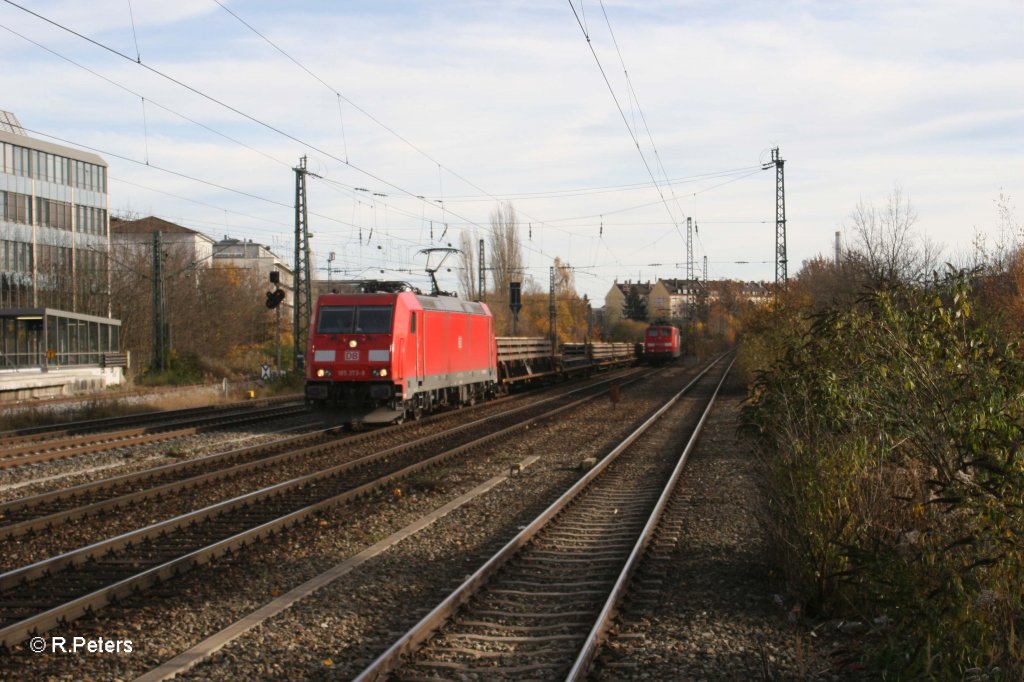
[0,0,1020,302]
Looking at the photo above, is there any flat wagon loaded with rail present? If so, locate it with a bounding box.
[304,282,636,426]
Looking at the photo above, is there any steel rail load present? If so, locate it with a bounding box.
[305,283,638,426]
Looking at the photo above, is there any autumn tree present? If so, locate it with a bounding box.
[109,237,273,378]
[971,192,1024,337]
[519,258,591,343]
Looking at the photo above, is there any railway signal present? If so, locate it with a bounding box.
[265,288,286,309]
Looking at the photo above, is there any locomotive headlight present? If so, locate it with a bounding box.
[380,369,388,377]
[348,339,358,348]
[316,368,332,378]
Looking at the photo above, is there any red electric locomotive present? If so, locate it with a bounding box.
[643,324,682,364]
[305,284,498,424]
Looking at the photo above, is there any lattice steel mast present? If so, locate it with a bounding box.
[686,216,694,280]
[763,147,787,286]
[293,156,317,370]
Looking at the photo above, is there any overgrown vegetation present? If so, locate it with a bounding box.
[741,190,1024,678]
[0,399,152,432]
[109,226,281,381]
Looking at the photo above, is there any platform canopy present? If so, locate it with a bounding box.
[0,308,121,369]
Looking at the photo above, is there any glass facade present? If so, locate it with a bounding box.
[0,134,110,316]
[0,309,121,369]
[1,141,106,193]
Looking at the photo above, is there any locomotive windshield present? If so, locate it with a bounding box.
[317,305,393,334]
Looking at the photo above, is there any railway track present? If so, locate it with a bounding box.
[0,369,643,543]
[0,368,655,648]
[0,395,300,444]
[0,400,309,469]
[355,354,734,681]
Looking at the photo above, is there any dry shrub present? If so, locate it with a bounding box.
[743,270,1024,677]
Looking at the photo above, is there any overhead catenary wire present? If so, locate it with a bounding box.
[208,0,555,233]
[140,97,149,165]
[0,22,294,170]
[19,125,293,209]
[418,165,763,203]
[126,0,141,62]
[207,0,633,279]
[567,0,685,242]
[18,125,403,251]
[3,0,578,274]
[5,1,777,291]
[2,0,452,207]
[597,0,690,233]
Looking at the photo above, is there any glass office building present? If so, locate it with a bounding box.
[0,111,120,369]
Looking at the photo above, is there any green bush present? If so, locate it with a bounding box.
[743,270,1024,677]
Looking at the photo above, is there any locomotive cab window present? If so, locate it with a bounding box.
[317,305,393,334]
[355,306,393,333]
[318,306,355,334]
[661,329,672,337]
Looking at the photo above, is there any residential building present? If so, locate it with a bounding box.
[740,280,771,304]
[110,215,214,267]
[213,236,294,308]
[649,278,705,322]
[604,279,653,325]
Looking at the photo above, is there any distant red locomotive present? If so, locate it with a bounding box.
[643,324,682,364]
[305,285,498,422]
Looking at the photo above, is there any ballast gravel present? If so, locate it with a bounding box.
[1,367,684,681]
[594,377,872,681]
[0,367,871,681]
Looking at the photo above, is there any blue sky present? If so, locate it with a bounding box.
[2,0,1021,303]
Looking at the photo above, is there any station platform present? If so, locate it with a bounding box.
[0,366,124,403]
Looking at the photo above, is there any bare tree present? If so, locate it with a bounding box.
[456,229,478,300]
[973,191,1024,270]
[846,184,939,282]
[488,202,524,302]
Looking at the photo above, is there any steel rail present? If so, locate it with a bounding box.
[0,404,311,469]
[0,395,300,444]
[565,355,736,680]
[0,428,334,540]
[353,354,728,682]
[0,367,656,647]
[0,369,644,540]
